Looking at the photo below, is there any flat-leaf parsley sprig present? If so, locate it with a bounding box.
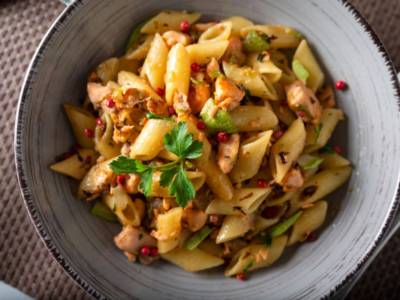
[109,122,203,207]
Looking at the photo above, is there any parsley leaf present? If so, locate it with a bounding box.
[169,163,196,207]
[110,156,149,174]
[163,122,202,159]
[184,140,203,159]
[109,122,203,207]
[159,165,178,187]
[139,168,153,197]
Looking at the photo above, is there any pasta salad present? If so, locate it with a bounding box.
[51,11,352,280]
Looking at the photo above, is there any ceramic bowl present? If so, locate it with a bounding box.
[15,0,400,299]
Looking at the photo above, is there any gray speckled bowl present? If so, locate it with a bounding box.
[15,0,400,299]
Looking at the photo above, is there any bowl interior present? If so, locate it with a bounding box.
[16,0,400,299]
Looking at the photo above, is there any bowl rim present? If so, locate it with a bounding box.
[14,0,400,299]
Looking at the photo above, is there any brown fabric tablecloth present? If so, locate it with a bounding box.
[0,0,399,299]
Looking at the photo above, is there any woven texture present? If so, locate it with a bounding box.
[0,0,398,299]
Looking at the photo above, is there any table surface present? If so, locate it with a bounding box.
[0,0,399,299]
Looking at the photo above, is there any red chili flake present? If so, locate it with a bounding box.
[168,106,176,116]
[191,63,201,73]
[297,111,306,118]
[217,132,230,143]
[180,20,190,33]
[140,246,151,256]
[333,145,343,155]
[236,272,247,281]
[306,232,318,242]
[106,98,115,108]
[150,247,159,257]
[273,130,284,139]
[262,206,281,219]
[335,80,347,91]
[96,118,103,126]
[116,175,126,185]
[257,179,268,188]
[84,128,94,138]
[156,88,165,96]
[196,121,206,130]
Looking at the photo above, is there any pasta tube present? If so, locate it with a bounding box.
[230,131,273,183]
[270,118,306,183]
[165,43,191,105]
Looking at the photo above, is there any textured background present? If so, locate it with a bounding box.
[0,0,399,299]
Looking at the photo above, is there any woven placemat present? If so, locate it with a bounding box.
[0,0,399,299]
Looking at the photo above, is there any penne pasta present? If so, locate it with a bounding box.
[222,16,254,36]
[95,113,121,159]
[118,70,163,102]
[153,207,183,241]
[241,25,301,49]
[186,41,229,65]
[50,149,98,180]
[293,40,325,92]
[130,119,174,160]
[305,109,344,153]
[96,57,119,84]
[288,200,327,245]
[125,35,154,60]
[198,239,224,257]
[320,152,351,169]
[300,166,352,204]
[63,104,96,149]
[270,100,297,126]
[198,22,232,43]
[103,185,144,226]
[223,61,278,100]
[158,229,191,254]
[270,118,306,183]
[165,43,191,105]
[141,11,201,34]
[230,131,273,183]
[195,157,234,201]
[230,105,278,132]
[224,235,287,276]
[140,33,168,90]
[206,188,271,215]
[161,247,224,272]
[247,53,283,83]
[216,215,252,243]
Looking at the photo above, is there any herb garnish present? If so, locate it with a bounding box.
[292,59,310,84]
[209,70,223,79]
[319,145,335,154]
[145,112,171,120]
[314,123,323,139]
[243,259,254,273]
[110,122,203,207]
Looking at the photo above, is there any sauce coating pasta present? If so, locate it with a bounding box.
[51,11,352,279]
